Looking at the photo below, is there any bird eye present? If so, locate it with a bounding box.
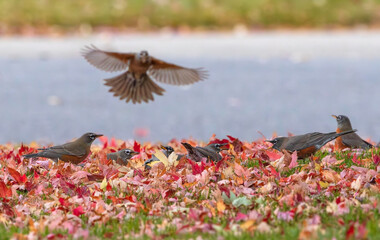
[89,134,95,140]
[124,150,131,154]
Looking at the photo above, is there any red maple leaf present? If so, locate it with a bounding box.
[187,159,204,175]
[8,167,27,184]
[133,141,141,152]
[73,206,85,216]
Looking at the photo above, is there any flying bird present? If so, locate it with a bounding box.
[81,45,208,104]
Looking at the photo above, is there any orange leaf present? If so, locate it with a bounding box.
[0,180,12,198]
[8,167,27,184]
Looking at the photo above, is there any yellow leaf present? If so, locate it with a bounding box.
[315,163,321,171]
[319,181,329,188]
[167,152,179,167]
[154,150,169,167]
[240,220,255,231]
[100,177,107,190]
[217,200,226,212]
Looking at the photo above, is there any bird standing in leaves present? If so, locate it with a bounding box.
[23,133,102,164]
[266,130,356,159]
[332,115,373,150]
[82,45,208,104]
[144,145,179,170]
[181,142,227,162]
[107,148,139,166]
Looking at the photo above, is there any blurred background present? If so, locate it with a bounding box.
[0,0,379,144]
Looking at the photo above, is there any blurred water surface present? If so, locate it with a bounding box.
[0,31,379,144]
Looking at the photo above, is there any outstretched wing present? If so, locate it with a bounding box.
[147,57,208,85]
[81,45,134,72]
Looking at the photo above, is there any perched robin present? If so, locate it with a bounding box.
[181,142,227,162]
[23,133,103,164]
[332,115,373,150]
[266,130,356,159]
[81,45,208,104]
[144,145,178,170]
[107,148,139,166]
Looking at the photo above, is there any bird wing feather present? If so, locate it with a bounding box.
[342,133,373,149]
[104,72,164,104]
[147,57,208,85]
[81,45,134,72]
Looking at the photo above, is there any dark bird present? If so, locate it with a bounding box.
[23,133,103,164]
[181,142,227,162]
[266,130,356,159]
[81,45,208,104]
[144,145,178,170]
[107,148,139,166]
[332,115,373,150]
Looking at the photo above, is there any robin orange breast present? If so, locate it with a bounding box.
[107,148,139,166]
[181,142,227,162]
[82,45,208,104]
[332,115,373,150]
[23,133,102,164]
[266,130,356,159]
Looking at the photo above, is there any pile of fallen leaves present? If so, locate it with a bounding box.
[1,135,379,239]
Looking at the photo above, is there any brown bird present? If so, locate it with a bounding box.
[266,130,356,159]
[107,148,139,166]
[332,115,373,150]
[181,142,227,162]
[23,133,103,164]
[81,45,208,104]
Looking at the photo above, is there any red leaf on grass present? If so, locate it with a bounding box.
[187,159,204,175]
[59,197,70,207]
[8,167,27,184]
[265,150,282,161]
[373,154,380,166]
[73,206,85,216]
[352,154,361,165]
[345,222,355,240]
[0,181,12,198]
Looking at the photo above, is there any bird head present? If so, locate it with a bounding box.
[120,149,139,159]
[138,50,150,64]
[208,143,228,152]
[160,145,174,156]
[81,132,103,144]
[265,137,286,151]
[332,115,352,130]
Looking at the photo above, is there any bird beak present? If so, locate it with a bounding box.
[131,150,139,156]
[265,140,274,148]
[94,134,103,138]
[332,115,337,119]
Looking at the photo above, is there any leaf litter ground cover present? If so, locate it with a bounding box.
[0,135,380,239]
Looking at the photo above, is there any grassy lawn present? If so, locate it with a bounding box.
[1,0,380,33]
[0,137,379,239]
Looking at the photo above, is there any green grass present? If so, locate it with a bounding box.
[1,0,380,33]
[2,208,379,239]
